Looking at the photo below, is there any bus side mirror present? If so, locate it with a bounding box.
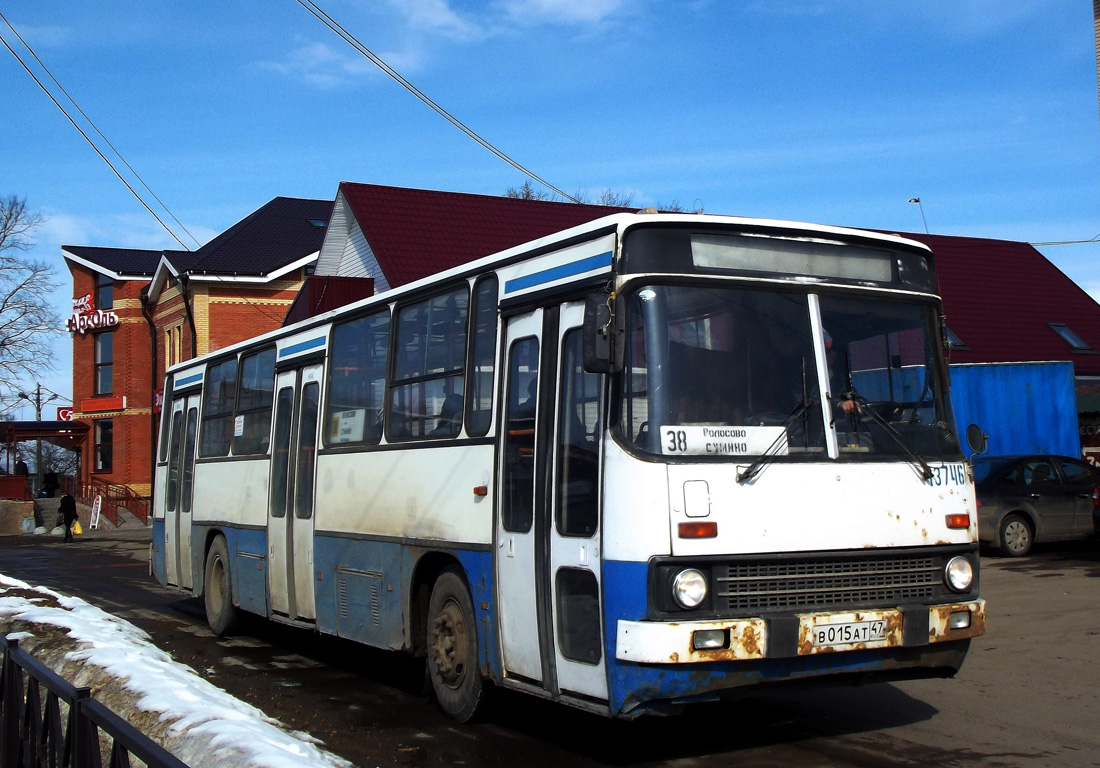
[965,423,988,456]
[583,293,624,373]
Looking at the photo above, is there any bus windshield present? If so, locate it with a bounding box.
[617,283,960,460]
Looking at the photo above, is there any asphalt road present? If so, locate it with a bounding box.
[1,528,1097,768]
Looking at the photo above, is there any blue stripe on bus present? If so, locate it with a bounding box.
[279,336,326,357]
[175,373,203,387]
[503,251,613,294]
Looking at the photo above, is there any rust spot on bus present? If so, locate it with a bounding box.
[738,625,760,657]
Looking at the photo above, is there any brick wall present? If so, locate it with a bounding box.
[69,268,306,498]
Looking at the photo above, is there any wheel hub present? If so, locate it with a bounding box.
[432,601,467,688]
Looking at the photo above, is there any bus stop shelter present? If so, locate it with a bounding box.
[0,420,89,500]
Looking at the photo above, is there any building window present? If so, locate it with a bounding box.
[165,324,183,367]
[94,419,113,472]
[1048,322,1094,353]
[95,273,114,310]
[95,332,113,395]
[945,326,970,351]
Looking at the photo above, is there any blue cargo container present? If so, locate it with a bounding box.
[948,361,1080,458]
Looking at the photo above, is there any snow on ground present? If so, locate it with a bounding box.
[0,573,352,768]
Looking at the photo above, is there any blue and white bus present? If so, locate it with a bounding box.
[152,212,986,721]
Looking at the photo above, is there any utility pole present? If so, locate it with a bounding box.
[18,383,59,495]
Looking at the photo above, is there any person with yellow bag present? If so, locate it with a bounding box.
[60,495,79,543]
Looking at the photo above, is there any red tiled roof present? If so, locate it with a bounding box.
[339,182,634,287]
[339,183,1100,377]
[900,232,1100,376]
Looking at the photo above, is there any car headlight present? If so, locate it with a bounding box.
[671,568,708,609]
[944,556,974,592]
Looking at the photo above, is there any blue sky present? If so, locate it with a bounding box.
[2,0,1099,408]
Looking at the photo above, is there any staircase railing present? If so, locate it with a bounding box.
[64,477,151,527]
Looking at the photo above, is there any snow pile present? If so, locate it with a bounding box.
[0,574,352,768]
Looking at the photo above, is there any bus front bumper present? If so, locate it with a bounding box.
[615,599,985,664]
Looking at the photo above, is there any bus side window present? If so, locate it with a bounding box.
[557,329,599,537]
[466,275,498,437]
[502,337,538,533]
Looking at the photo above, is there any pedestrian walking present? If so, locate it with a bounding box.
[59,494,79,543]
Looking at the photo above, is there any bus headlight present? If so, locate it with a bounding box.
[671,568,707,609]
[944,556,974,592]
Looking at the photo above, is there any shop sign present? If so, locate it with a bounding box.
[66,292,119,335]
[56,407,73,421]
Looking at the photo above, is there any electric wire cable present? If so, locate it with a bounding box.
[0,13,201,250]
[0,25,190,250]
[294,0,580,203]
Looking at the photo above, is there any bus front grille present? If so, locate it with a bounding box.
[715,554,940,613]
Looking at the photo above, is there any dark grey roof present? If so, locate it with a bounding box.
[178,197,332,276]
[61,246,163,276]
[64,197,332,279]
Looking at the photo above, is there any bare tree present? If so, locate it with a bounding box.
[505,180,553,200]
[18,440,78,479]
[595,188,634,207]
[0,195,60,410]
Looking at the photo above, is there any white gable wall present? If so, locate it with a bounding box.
[313,190,389,292]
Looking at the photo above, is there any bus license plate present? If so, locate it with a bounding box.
[813,620,886,648]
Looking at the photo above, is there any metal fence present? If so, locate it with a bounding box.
[1,637,187,768]
[65,477,151,528]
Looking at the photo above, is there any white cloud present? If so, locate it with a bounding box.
[2,22,72,48]
[497,0,629,26]
[254,41,389,89]
[37,211,215,253]
[386,0,482,40]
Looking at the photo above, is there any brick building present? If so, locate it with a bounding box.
[63,196,332,497]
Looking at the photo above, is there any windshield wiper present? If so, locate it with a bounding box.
[736,396,818,484]
[841,389,933,481]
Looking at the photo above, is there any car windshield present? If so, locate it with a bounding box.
[616,283,960,460]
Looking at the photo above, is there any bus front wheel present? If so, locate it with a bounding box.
[426,567,483,722]
[204,536,240,635]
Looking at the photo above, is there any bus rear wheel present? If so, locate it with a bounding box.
[204,536,240,635]
[426,567,483,722]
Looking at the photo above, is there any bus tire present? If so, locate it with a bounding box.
[204,536,240,635]
[998,513,1033,557]
[426,566,483,722]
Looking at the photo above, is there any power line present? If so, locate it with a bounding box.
[0,16,192,250]
[1030,236,1100,247]
[0,14,201,249]
[294,0,581,204]
[1,14,293,326]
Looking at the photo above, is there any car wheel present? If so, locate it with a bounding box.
[426,566,484,722]
[204,536,240,635]
[999,513,1033,557]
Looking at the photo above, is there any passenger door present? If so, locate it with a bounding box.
[268,363,323,621]
[164,393,200,590]
[496,303,607,701]
[548,303,606,700]
[497,310,543,683]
